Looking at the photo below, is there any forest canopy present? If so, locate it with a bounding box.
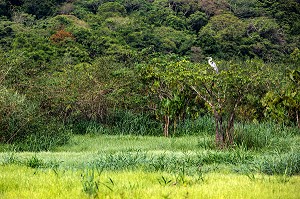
[0,0,299,148]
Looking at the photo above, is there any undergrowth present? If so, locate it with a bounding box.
[234,121,299,150]
[2,149,299,176]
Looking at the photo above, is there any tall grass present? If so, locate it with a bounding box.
[12,121,72,152]
[0,150,254,175]
[109,110,161,136]
[75,112,299,154]
[71,110,162,136]
[234,121,299,150]
[257,152,300,176]
[173,115,215,136]
[73,111,215,137]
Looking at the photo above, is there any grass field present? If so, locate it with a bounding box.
[1,165,299,199]
[0,133,299,198]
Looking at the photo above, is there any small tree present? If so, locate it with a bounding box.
[139,57,196,137]
[139,57,264,144]
[173,59,264,147]
[188,60,264,147]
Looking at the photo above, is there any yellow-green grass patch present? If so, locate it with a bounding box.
[0,165,299,199]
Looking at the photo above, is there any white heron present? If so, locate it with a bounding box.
[206,57,219,74]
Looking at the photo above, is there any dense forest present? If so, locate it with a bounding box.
[0,0,299,150]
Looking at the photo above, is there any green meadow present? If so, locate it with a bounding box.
[1,165,299,199]
[1,132,299,199]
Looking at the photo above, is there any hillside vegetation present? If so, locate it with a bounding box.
[0,0,299,149]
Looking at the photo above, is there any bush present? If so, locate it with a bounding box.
[0,87,71,151]
[0,87,36,143]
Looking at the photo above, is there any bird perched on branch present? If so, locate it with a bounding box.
[206,57,219,74]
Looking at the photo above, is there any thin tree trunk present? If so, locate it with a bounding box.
[173,119,177,135]
[164,115,170,137]
[296,110,300,129]
[225,112,235,145]
[225,98,241,146]
[214,111,224,148]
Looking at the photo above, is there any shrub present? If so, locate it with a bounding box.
[0,87,36,143]
[0,87,71,151]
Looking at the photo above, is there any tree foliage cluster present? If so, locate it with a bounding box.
[0,0,299,148]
